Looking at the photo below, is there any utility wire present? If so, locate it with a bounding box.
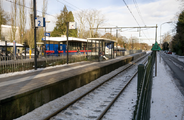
[122,0,140,26]
[5,0,58,18]
[56,0,78,11]
[122,0,151,41]
[133,0,152,39]
[133,0,146,25]
[61,0,83,11]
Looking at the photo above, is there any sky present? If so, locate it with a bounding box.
[3,0,181,45]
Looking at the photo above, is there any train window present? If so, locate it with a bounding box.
[60,45,62,50]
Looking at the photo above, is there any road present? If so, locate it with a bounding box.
[160,52,184,96]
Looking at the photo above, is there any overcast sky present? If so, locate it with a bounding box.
[3,0,181,45]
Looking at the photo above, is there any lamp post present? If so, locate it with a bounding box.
[160,22,172,63]
[160,21,172,50]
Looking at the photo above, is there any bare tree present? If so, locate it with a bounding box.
[40,0,47,41]
[11,0,17,42]
[86,9,105,38]
[118,35,127,48]
[162,32,172,43]
[75,10,86,38]
[37,0,48,42]
[42,0,47,18]
[75,9,105,38]
[18,0,26,44]
[0,0,10,40]
[27,0,34,48]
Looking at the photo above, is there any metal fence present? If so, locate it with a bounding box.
[0,50,144,74]
[0,54,86,74]
[133,51,155,120]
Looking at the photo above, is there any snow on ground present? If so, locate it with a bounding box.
[0,61,88,79]
[178,56,184,63]
[9,51,184,120]
[172,53,184,63]
[102,75,137,120]
[150,54,184,120]
[14,63,133,120]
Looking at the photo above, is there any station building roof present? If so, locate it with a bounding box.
[45,37,87,42]
[45,37,116,43]
[87,38,116,43]
[0,41,23,47]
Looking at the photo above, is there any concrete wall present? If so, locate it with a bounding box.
[0,52,146,120]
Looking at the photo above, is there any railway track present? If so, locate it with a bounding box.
[44,53,150,120]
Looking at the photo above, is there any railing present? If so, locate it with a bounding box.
[0,50,144,74]
[133,51,155,120]
[0,54,87,74]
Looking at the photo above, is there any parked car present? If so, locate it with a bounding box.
[167,51,172,54]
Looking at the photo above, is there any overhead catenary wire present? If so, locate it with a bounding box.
[133,0,146,25]
[5,0,58,18]
[122,0,152,41]
[122,0,140,26]
[133,0,152,39]
[60,0,83,11]
[56,0,83,11]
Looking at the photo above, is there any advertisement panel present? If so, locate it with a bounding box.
[105,43,112,54]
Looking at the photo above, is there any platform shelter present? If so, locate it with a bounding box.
[87,38,116,62]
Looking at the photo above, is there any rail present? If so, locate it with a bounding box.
[133,51,155,120]
[43,53,149,120]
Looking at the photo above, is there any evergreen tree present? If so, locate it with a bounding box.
[172,11,184,55]
[162,42,169,50]
[51,6,77,37]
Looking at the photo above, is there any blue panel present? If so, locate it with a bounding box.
[106,43,112,49]
[46,44,49,50]
[50,44,54,51]
[55,44,58,54]
[45,44,68,55]
[43,17,45,27]
[62,44,67,53]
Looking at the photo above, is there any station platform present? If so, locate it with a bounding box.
[0,52,146,120]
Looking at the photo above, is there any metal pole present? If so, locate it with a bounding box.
[45,20,46,57]
[67,22,69,64]
[155,24,157,76]
[160,25,162,50]
[24,42,26,59]
[58,42,60,56]
[98,40,100,62]
[139,28,141,50]
[5,41,7,57]
[33,0,37,70]
[87,39,88,59]
[131,34,133,50]
[112,42,114,58]
[160,24,162,63]
[90,28,91,38]
[116,27,118,58]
